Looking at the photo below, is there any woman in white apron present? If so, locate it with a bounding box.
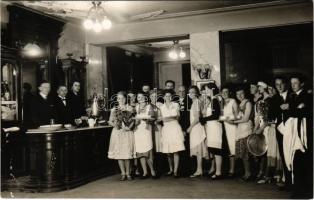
[149,90,163,153]
[186,86,209,177]
[220,86,238,177]
[200,82,223,180]
[159,89,185,178]
[134,92,156,179]
[108,91,136,181]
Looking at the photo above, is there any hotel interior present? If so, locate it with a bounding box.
[1,0,313,199]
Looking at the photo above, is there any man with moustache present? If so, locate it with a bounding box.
[55,85,71,124]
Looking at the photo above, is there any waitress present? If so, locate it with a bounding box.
[107,91,136,181]
[134,91,157,179]
[200,82,223,180]
[159,89,185,178]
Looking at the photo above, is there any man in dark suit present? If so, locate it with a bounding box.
[55,85,71,124]
[272,76,292,190]
[67,81,86,125]
[30,81,55,128]
[177,85,193,177]
[286,74,313,198]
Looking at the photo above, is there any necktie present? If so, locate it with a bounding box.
[62,98,66,106]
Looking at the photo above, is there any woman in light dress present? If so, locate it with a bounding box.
[134,91,157,179]
[127,90,140,176]
[254,82,282,184]
[228,86,253,181]
[220,86,239,177]
[200,82,223,180]
[108,91,136,181]
[149,90,163,153]
[186,86,209,177]
[159,89,185,177]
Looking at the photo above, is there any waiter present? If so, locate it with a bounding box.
[67,81,86,125]
[55,85,71,124]
[272,76,292,191]
[30,81,55,128]
[177,85,192,177]
[286,74,313,198]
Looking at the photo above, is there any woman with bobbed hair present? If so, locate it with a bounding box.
[220,85,239,177]
[199,82,223,180]
[134,91,157,179]
[186,85,209,177]
[108,91,136,181]
[228,86,254,181]
[159,89,185,178]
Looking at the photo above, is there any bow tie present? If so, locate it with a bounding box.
[60,97,66,101]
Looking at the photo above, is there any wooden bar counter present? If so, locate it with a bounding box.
[2,125,117,192]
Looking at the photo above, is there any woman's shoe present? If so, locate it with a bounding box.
[141,174,148,179]
[126,175,133,181]
[151,171,158,179]
[211,174,222,180]
[256,172,263,180]
[190,172,203,178]
[135,169,140,177]
[227,172,235,178]
[174,173,180,178]
[165,171,173,176]
[152,174,158,179]
[207,170,215,177]
[257,177,271,184]
[120,175,126,181]
[240,175,252,182]
[140,174,149,179]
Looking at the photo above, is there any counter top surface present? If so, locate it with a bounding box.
[26,125,112,134]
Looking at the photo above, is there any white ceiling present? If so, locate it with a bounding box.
[12,0,287,23]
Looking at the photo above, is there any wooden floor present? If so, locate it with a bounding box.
[1,174,291,199]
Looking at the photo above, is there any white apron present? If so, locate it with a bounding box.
[134,104,153,153]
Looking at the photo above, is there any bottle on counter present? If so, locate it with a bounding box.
[1,81,11,101]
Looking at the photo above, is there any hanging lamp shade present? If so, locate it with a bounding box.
[23,43,42,57]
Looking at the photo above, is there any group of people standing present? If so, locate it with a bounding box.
[24,81,86,128]
[107,76,312,199]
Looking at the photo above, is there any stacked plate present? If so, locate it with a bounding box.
[39,124,63,131]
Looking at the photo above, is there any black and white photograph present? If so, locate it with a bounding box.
[0,0,313,199]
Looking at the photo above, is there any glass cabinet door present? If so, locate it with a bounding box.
[1,61,18,121]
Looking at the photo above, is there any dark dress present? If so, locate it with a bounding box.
[54,96,72,124]
[67,91,86,123]
[30,93,56,128]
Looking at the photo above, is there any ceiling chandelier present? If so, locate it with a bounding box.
[83,1,112,33]
[22,43,42,57]
[168,40,186,60]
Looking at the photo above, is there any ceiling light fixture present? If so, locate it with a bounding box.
[22,43,42,57]
[168,40,186,60]
[83,1,112,33]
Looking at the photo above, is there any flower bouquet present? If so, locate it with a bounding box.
[116,108,135,130]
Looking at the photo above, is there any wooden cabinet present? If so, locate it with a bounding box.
[1,45,21,124]
[59,55,88,101]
